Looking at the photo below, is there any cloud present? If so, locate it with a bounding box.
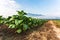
[0,0,60,18]
[0,0,21,17]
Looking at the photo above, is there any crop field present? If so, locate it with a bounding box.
[0,10,47,33]
[0,11,60,40]
[53,20,60,27]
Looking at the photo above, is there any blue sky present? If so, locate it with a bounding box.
[15,0,54,13]
[15,0,60,17]
[0,0,60,17]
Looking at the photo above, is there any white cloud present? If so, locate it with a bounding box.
[0,0,21,17]
[0,0,60,18]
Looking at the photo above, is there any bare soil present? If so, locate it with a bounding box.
[0,20,60,40]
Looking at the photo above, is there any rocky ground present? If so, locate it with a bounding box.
[0,20,60,40]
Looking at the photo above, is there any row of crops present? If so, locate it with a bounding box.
[0,10,47,33]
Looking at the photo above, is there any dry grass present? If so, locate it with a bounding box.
[53,20,60,28]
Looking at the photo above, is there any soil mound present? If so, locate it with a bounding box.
[0,20,60,40]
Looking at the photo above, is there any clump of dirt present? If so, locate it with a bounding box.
[0,20,60,40]
[23,20,59,40]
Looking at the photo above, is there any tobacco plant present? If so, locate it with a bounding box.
[0,10,47,33]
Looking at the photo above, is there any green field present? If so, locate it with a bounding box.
[53,20,60,27]
[0,10,47,33]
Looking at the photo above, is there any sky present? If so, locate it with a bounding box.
[0,0,60,17]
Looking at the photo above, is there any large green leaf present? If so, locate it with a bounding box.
[15,19,23,25]
[17,10,27,16]
[16,29,22,33]
[0,20,3,24]
[23,24,28,31]
[9,24,16,28]
[12,15,19,19]
[9,17,14,21]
